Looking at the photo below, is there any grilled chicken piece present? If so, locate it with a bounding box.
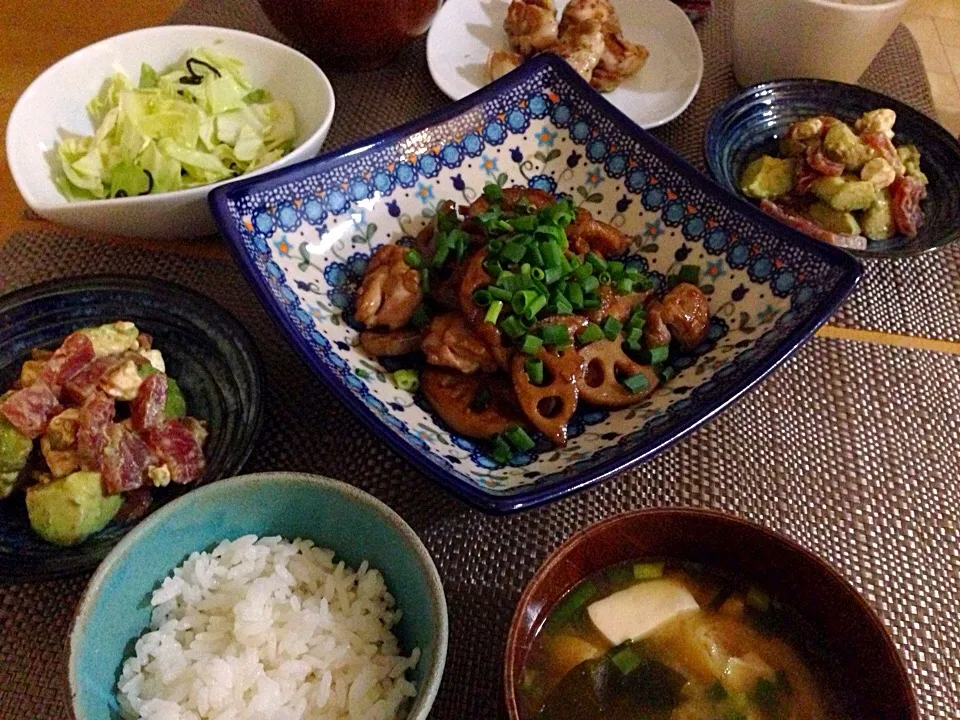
[355,245,422,331]
[505,0,559,55]
[422,314,499,374]
[659,283,710,350]
[553,19,605,82]
[567,207,631,257]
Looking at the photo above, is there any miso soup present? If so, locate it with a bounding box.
[519,560,846,720]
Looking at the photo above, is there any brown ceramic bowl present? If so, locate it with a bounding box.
[504,508,918,720]
[258,0,443,70]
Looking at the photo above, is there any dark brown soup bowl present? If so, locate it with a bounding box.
[258,0,443,70]
[504,508,918,720]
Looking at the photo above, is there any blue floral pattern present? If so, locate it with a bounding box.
[216,56,859,507]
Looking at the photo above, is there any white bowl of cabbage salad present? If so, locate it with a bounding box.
[6,25,335,239]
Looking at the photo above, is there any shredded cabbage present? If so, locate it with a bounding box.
[55,47,297,201]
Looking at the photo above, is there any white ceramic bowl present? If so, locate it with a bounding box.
[5,25,335,239]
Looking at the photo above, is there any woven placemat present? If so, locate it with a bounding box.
[1,230,958,719]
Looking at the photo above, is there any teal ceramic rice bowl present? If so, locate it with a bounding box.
[68,472,448,720]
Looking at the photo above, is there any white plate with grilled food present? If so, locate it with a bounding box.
[426,0,703,129]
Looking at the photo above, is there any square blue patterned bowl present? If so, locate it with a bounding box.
[209,55,861,514]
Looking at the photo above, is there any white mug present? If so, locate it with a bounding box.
[732,0,911,86]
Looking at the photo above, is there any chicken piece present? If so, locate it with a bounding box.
[355,245,423,331]
[559,0,621,34]
[659,283,710,351]
[359,329,422,357]
[586,286,650,324]
[567,207,631,257]
[421,368,524,439]
[40,408,81,479]
[504,0,559,55]
[487,49,524,81]
[591,32,649,92]
[422,314,499,374]
[644,298,672,349]
[553,19,605,82]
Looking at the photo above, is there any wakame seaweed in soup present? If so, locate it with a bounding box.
[519,560,846,720]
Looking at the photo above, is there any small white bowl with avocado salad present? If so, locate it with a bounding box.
[6,25,335,238]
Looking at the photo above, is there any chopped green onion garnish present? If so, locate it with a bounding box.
[525,358,545,385]
[488,286,513,302]
[411,305,430,329]
[568,282,584,308]
[488,238,504,253]
[505,424,536,451]
[573,263,594,282]
[607,260,625,278]
[554,292,573,316]
[541,323,571,348]
[622,372,650,393]
[633,561,664,580]
[679,264,701,285]
[746,587,771,612]
[579,323,604,344]
[392,369,419,392]
[611,645,643,675]
[500,315,526,339]
[511,289,539,315]
[559,254,572,274]
[502,241,528,264]
[644,345,670,365]
[520,334,544,355]
[616,277,634,294]
[420,267,431,293]
[546,580,598,630]
[484,300,503,324]
[582,296,602,309]
[660,366,676,382]
[543,266,564,284]
[509,214,538,232]
[404,249,422,268]
[627,309,647,330]
[667,273,680,290]
[599,271,612,285]
[603,316,622,340]
[625,327,642,348]
[531,267,546,281]
[581,275,600,294]
[523,294,548,319]
[525,244,545,267]
[586,252,607,271]
[483,183,503,202]
[484,259,503,278]
[491,435,512,464]
[535,225,566,248]
[541,240,563,269]
[433,242,450,268]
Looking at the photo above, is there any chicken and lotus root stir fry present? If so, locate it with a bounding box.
[354,185,710,463]
[489,0,649,92]
[0,322,207,545]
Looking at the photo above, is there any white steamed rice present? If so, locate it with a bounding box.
[117,535,420,720]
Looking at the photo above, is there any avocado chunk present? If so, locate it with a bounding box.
[740,156,796,199]
[897,144,928,185]
[25,471,122,546]
[79,321,140,357]
[810,176,877,212]
[861,189,895,241]
[0,416,32,498]
[806,202,861,236]
[822,122,874,171]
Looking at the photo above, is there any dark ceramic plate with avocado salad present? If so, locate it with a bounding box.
[705,79,960,259]
[0,275,264,579]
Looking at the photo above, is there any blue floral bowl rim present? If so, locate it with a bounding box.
[67,471,449,720]
[703,76,960,260]
[209,54,863,514]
